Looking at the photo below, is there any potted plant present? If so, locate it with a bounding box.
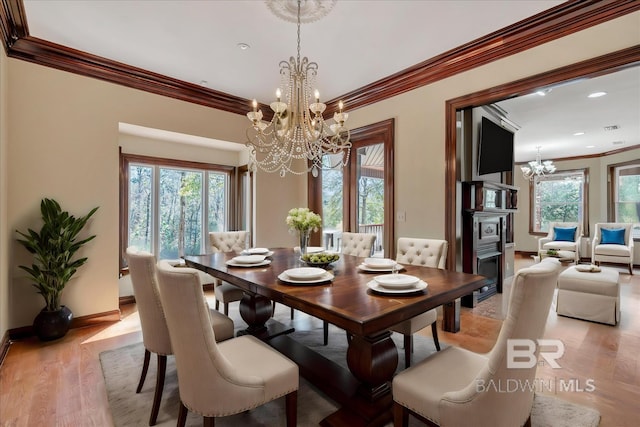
[16,198,99,341]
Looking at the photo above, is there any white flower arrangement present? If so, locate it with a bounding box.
[285,207,322,233]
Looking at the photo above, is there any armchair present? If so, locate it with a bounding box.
[155,261,298,426]
[538,221,582,264]
[208,231,249,314]
[340,231,376,257]
[125,248,234,425]
[322,232,377,345]
[392,257,562,427]
[390,238,448,368]
[592,222,634,274]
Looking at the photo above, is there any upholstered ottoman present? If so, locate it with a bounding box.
[556,266,620,325]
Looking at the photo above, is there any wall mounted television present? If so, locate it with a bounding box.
[477,116,514,175]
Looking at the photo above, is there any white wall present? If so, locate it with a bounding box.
[2,11,639,331]
[346,13,640,243]
[5,60,301,329]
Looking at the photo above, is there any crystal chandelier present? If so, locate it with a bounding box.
[245,0,350,178]
[521,146,556,180]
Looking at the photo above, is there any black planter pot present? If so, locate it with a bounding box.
[33,305,73,341]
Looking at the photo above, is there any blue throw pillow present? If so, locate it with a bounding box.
[600,228,625,245]
[553,226,577,242]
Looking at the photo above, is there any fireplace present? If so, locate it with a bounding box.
[461,209,505,307]
[474,249,501,302]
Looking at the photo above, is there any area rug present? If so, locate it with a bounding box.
[100,305,600,426]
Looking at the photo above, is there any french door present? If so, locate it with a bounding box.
[309,119,395,257]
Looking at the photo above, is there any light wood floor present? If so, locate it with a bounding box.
[0,256,637,426]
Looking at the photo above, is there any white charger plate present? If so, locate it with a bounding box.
[283,267,326,281]
[374,274,420,289]
[363,257,396,268]
[232,255,266,264]
[226,259,272,268]
[278,271,334,285]
[357,264,405,273]
[242,249,274,257]
[367,280,427,294]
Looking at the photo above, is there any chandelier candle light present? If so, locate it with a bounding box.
[521,145,556,181]
[246,0,351,178]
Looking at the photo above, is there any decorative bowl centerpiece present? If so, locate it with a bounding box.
[301,252,340,269]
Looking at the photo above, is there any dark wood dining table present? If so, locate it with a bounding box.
[184,249,489,427]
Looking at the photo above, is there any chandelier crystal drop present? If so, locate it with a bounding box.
[521,146,556,181]
[245,0,350,178]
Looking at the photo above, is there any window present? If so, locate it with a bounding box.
[121,154,235,267]
[609,160,640,239]
[610,162,640,222]
[529,168,589,235]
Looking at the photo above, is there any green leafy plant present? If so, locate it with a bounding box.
[16,198,99,311]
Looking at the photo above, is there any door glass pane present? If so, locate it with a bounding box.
[128,165,153,252]
[159,168,203,258]
[208,172,227,232]
[322,154,343,251]
[356,144,385,255]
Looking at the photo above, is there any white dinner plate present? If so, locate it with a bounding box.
[283,267,327,281]
[241,250,274,257]
[226,259,272,268]
[374,274,420,289]
[278,271,334,285]
[246,247,270,255]
[232,255,266,264]
[367,280,427,294]
[363,258,396,269]
[357,264,405,273]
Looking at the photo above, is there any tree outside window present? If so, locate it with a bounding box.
[613,163,640,223]
[530,169,588,235]
[126,159,230,260]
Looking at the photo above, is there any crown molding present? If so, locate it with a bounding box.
[1,0,639,116]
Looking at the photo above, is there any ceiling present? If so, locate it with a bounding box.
[21,0,640,162]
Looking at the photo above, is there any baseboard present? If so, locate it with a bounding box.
[119,295,136,305]
[0,331,11,368]
[8,309,122,341]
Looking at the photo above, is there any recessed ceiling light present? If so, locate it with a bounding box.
[604,125,619,131]
[573,132,585,136]
[586,145,595,148]
[588,91,607,98]
[237,42,250,50]
[200,80,208,86]
[535,89,552,96]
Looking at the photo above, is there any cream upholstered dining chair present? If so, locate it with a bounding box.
[321,231,377,345]
[390,238,448,368]
[592,222,634,275]
[537,221,582,264]
[155,261,299,427]
[340,231,376,257]
[125,248,234,426]
[208,231,249,314]
[392,257,561,427]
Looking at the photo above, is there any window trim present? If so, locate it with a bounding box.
[528,167,590,237]
[607,159,640,222]
[119,151,236,271]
